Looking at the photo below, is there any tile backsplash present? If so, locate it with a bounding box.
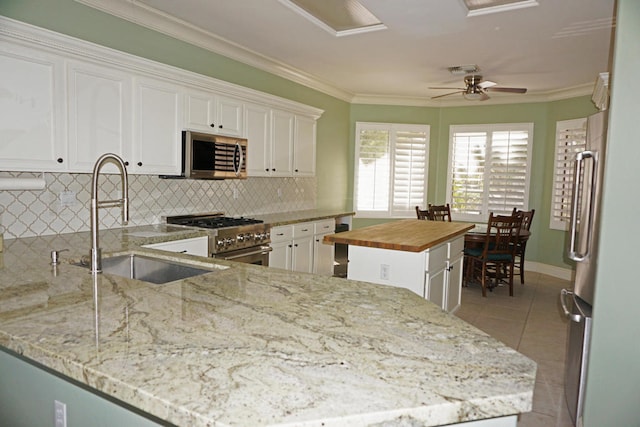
[0,171,316,239]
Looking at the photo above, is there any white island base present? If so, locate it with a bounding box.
[347,236,465,312]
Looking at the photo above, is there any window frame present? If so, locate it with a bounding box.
[353,122,430,219]
[446,122,533,222]
[549,117,587,231]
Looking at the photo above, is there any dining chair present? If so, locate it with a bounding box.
[427,203,452,222]
[464,213,523,297]
[511,208,535,285]
[416,206,430,220]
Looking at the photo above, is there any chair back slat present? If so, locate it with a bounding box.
[511,208,535,231]
[482,213,522,258]
[416,206,430,220]
[428,203,452,222]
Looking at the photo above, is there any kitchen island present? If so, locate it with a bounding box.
[0,225,533,427]
[323,220,475,312]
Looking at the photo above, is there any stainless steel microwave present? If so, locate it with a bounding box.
[162,131,248,179]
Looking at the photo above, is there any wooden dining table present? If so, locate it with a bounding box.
[464,223,531,246]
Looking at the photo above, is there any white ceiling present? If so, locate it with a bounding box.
[79,0,616,105]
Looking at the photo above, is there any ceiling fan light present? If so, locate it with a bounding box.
[463,92,483,100]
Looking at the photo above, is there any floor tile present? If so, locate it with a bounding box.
[456,272,575,427]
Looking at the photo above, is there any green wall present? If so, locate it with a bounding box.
[349,97,597,269]
[0,0,598,270]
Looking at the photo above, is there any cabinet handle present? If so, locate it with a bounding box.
[210,123,215,128]
[57,158,63,163]
[272,168,276,171]
[137,162,143,167]
[294,244,298,247]
[218,125,223,129]
[124,161,130,166]
[265,168,269,172]
[295,169,299,172]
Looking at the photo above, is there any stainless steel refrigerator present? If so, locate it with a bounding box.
[560,110,608,427]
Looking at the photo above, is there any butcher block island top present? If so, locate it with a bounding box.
[0,225,534,427]
[323,219,475,252]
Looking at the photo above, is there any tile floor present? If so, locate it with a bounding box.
[454,271,575,427]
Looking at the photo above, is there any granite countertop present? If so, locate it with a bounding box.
[323,219,475,252]
[0,224,535,427]
[253,209,355,227]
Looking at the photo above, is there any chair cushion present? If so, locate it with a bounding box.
[486,253,513,262]
[464,248,483,257]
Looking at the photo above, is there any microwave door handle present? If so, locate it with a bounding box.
[233,142,243,177]
[568,150,597,262]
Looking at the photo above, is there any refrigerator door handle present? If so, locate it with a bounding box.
[568,150,598,262]
[561,289,585,323]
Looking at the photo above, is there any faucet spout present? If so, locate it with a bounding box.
[90,153,129,274]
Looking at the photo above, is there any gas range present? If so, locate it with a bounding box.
[165,213,271,256]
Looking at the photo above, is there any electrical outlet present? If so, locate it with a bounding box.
[380,264,390,280]
[59,191,76,208]
[54,400,67,427]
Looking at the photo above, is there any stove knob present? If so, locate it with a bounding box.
[217,239,225,248]
[225,237,235,246]
[237,234,244,242]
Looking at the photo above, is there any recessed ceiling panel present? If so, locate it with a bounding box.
[281,0,386,36]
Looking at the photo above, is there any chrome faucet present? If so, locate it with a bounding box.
[90,153,129,274]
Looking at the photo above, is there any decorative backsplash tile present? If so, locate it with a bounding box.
[0,171,316,239]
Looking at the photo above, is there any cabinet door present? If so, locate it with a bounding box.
[426,266,447,310]
[216,95,244,136]
[184,92,213,131]
[269,240,291,270]
[0,44,65,171]
[245,103,271,177]
[133,77,182,174]
[292,235,314,273]
[67,60,132,172]
[271,109,294,176]
[314,234,335,276]
[445,255,463,313]
[293,115,316,176]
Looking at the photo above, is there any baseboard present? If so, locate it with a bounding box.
[526,261,574,281]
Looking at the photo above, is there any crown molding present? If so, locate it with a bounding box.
[55,1,599,107]
[74,0,355,102]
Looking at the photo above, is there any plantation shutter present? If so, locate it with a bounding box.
[392,128,428,215]
[354,123,429,218]
[550,118,587,230]
[448,124,532,221]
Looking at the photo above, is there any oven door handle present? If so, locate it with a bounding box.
[220,246,272,260]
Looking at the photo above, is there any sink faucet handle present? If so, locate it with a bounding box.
[50,249,69,265]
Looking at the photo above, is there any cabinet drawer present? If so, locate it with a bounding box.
[293,222,313,238]
[425,243,447,272]
[314,219,335,235]
[143,236,209,257]
[271,225,293,242]
[448,237,465,259]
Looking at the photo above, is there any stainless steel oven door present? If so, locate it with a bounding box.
[214,245,272,266]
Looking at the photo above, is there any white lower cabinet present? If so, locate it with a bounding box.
[347,236,465,313]
[270,220,335,274]
[142,236,209,257]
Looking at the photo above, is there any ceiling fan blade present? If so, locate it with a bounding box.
[480,92,491,101]
[431,91,463,99]
[478,80,497,89]
[487,87,527,94]
[429,87,465,90]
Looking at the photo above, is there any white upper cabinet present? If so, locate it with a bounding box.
[0,20,323,174]
[185,91,244,137]
[133,77,182,175]
[67,60,132,173]
[0,43,66,171]
[293,115,316,177]
[270,109,295,177]
[245,102,271,177]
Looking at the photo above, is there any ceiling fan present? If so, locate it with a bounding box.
[430,75,527,101]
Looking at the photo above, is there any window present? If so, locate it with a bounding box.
[447,123,533,222]
[550,118,587,230]
[354,122,429,218]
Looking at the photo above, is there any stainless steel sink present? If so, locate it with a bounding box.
[92,254,214,284]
